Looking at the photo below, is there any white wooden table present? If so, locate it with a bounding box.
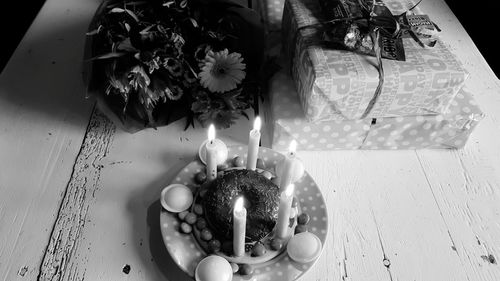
[1,0,499,280]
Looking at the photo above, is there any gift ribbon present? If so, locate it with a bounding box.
[364,28,384,119]
[293,0,437,119]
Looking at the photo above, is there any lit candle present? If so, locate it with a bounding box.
[275,184,295,239]
[205,124,218,181]
[246,116,261,170]
[278,140,301,191]
[233,197,247,257]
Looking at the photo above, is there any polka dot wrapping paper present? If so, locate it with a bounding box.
[282,0,470,122]
[265,72,484,150]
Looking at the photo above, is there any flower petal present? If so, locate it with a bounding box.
[198,49,246,93]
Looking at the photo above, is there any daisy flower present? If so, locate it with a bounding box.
[199,49,246,93]
[164,57,183,77]
[166,85,184,100]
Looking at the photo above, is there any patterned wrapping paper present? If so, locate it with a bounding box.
[282,0,469,122]
[265,71,484,150]
[256,0,285,31]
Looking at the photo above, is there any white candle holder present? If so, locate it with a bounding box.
[198,139,228,165]
[275,157,305,184]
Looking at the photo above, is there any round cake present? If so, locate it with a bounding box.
[203,169,280,241]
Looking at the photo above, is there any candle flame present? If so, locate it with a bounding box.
[285,184,295,197]
[208,124,215,142]
[289,140,297,154]
[234,197,245,213]
[253,116,262,131]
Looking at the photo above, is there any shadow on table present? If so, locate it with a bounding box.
[131,156,195,281]
[0,2,100,128]
[147,200,193,281]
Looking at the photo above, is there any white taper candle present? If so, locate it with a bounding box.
[279,140,298,191]
[275,184,295,239]
[206,124,218,181]
[233,197,247,257]
[246,116,261,170]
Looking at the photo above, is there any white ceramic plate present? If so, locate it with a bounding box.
[160,145,328,281]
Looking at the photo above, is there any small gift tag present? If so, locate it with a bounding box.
[405,14,435,29]
[397,12,439,45]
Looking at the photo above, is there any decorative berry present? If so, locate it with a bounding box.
[270,238,283,251]
[297,213,310,225]
[230,263,239,273]
[200,228,213,241]
[233,156,245,167]
[193,204,204,215]
[292,197,298,208]
[184,212,197,225]
[239,264,254,275]
[178,211,189,221]
[217,163,229,171]
[256,158,266,169]
[180,222,192,234]
[295,224,308,234]
[194,172,207,184]
[207,239,221,253]
[196,218,207,230]
[251,242,266,257]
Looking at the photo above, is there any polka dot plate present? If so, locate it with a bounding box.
[160,145,328,280]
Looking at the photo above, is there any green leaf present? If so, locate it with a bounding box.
[86,25,103,35]
[109,7,125,13]
[90,52,128,60]
[109,7,139,22]
[116,38,137,52]
[162,1,175,7]
[140,25,155,34]
[187,18,199,28]
[124,8,140,22]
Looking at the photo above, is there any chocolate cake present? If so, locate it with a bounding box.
[203,169,280,242]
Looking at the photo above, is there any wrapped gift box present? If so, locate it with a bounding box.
[265,71,483,150]
[282,0,469,122]
[256,0,285,31]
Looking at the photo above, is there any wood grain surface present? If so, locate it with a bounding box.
[0,0,99,279]
[0,0,499,281]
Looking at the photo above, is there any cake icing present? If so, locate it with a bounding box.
[203,169,280,241]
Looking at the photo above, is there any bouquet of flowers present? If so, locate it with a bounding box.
[83,0,267,131]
